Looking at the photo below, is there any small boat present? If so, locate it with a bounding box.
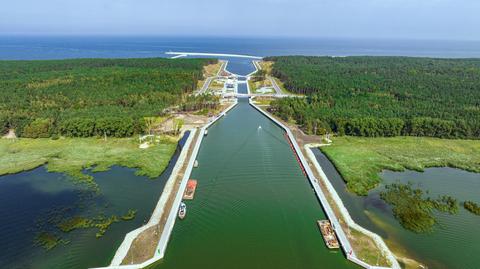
[204,130,209,136]
[194,160,199,168]
[178,202,186,219]
[258,125,262,130]
[317,220,339,249]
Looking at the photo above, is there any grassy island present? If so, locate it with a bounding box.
[121,209,138,221]
[463,201,480,216]
[380,183,458,233]
[34,232,68,251]
[54,209,138,247]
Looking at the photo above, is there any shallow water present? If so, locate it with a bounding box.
[0,134,188,269]
[153,99,358,269]
[313,149,480,269]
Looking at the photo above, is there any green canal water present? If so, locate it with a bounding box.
[313,150,480,269]
[153,99,358,269]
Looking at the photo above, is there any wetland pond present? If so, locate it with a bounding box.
[0,134,189,269]
[313,149,480,269]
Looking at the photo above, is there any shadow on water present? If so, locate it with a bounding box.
[312,148,480,269]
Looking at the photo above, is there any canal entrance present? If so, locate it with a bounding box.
[153,98,358,269]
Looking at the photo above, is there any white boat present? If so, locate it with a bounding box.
[178,202,186,219]
[204,130,209,136]
[194,160,199,168]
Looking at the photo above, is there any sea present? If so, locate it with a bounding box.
[1,36,480,60]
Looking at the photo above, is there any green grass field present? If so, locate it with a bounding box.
[320,136,480,195]
[0,137,177,187]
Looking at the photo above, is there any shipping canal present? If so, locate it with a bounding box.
[313,150,480,269]
[153,98,358,269]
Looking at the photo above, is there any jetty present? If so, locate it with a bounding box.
[165,51,262,59]
[183,179,198,200]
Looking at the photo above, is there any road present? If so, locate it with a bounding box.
[268,76,283,95]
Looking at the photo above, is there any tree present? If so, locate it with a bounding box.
[173,119,184,136]
[22,118,54,138]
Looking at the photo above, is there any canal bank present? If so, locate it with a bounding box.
[0,161,186,269]
[147,98,359,269]
[313,149,480,269]
[91,101,238,269]
[249,99,400,269]
[96,58,396,269]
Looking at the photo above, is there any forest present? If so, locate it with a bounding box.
[0,58,216,138]
[265,56,480,139]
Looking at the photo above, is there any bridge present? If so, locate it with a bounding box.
[225,93,291,98]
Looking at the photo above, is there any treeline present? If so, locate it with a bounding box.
[0,58,216,138]
[266,56,480,139]
[180,94,220,112]
[270,97,480,138]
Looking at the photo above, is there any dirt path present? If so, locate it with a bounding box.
[121,130,201,265]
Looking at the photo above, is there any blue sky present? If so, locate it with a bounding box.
[1,0,479,40]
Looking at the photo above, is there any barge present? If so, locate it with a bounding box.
[183,179,198,200]
[317,220,339,249]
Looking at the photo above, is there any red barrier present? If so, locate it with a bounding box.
[284,133,307,177]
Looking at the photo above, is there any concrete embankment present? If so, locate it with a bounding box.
[249,98,400,269]
[91,100,238,269]
[111,129,196,266]
[165,51,262,59]
[304,146,401,269]
[152,100,238,260]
